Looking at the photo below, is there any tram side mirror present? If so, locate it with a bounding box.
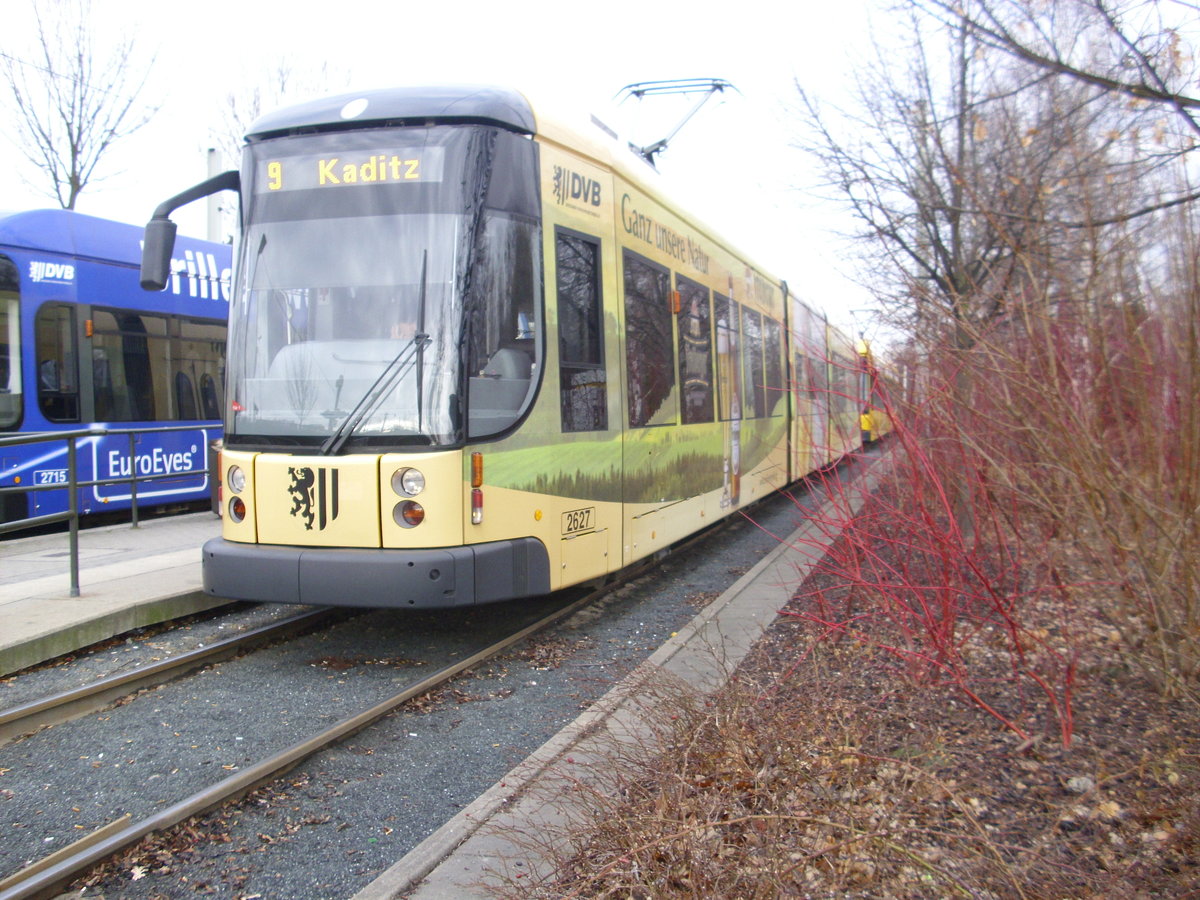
[138,170,240,292]
[140,217,178,292]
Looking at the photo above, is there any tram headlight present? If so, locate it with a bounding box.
[227,465,246,495]
[228,496,246,523]
[394,500,425,528]
[391,467,425,497]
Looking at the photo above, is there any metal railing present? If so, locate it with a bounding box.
[0,424,219,597]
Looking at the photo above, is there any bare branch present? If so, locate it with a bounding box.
[793,0,1190,349]
[917,0,1200,136]
[0,0,157,208]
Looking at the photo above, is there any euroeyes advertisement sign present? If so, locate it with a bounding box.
[88,429,211,503]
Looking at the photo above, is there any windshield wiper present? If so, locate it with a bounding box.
[317,335,429,456]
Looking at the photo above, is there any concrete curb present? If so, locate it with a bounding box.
[0,590,230,677]
[0,512,226,676]
[353,455,890,899]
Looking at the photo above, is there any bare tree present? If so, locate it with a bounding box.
[796,3,1167,343]
[796,0,1200,694]
[210,61,348,171]
[1,0,157,209]
[205,61,347,240]
[915,0,1200,219]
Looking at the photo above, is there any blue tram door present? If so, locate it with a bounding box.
[0,253,25,521]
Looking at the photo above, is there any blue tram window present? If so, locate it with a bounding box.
[35,303,80,423]
[175,371,198,419]
[0,255,20,429]
[199,373,220,419]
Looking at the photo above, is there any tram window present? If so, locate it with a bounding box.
[140,314,170,420]
[676,276,713,424]
[35,303,80,422]
[199,373,221,419]
[714,293,740,422]
[764,318,784,416]
[0,261,20,428]
[623,251,675,428]
[100,312,156,421]
[792,352,807,405]
[91,308,224,422]
[178,318,226,421]
[556,229,607,432]
[466,214,542,438]
[840,356,857,418]
[808,354,829,406]
[741,308,765,419]
[828,355,850,422]
[174,372,199,419]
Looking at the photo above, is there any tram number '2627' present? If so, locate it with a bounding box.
[561,507,595,535]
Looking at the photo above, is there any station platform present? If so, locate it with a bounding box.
[0,511,227,677]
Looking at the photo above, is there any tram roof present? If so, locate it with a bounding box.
[0,209,143,265]
[245,85,538,141]
[238,84,838,333]
[243,84,643,175]
[0,209,227,266]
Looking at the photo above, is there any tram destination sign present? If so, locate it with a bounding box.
[257,147,446,192]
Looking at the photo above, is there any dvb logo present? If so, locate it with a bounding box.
[553,166,602,207]
[29,261,76,283]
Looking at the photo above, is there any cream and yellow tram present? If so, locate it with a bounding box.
[141,86,865,608]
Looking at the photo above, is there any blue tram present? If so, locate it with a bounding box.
[0,209,230,523]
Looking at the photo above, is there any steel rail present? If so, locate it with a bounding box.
[0,607,343,747]
[0,586,604,900]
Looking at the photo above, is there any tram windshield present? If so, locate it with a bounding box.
[226,125,541,448]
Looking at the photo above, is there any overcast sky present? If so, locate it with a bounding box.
[0,0,884,332]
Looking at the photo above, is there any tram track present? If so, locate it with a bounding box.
[0,584,607,900]
[0,607,345,749]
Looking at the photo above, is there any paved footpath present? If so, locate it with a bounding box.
[354,452,891,899]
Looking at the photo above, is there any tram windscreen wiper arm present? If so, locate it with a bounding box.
[319,253,432,456]
[318,338,426,456]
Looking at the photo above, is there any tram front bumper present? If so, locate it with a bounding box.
[201,537,551,608]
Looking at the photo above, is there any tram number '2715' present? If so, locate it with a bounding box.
[561,507,595,536]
